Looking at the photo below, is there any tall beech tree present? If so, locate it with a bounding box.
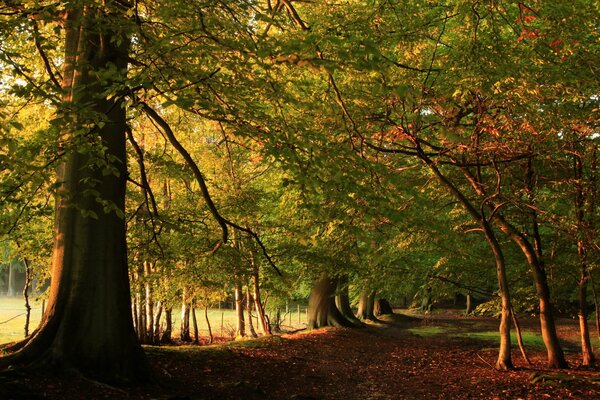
[0,1,150,381]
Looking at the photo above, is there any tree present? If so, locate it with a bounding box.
[0,1,150,382]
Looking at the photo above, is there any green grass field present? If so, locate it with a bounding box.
[0,297,309,344]
[0,297,43,344]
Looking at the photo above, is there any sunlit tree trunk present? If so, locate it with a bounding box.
[492,214,567,369]
[0,3,150,382]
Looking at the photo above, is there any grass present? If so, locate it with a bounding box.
[0,297,309,344]
[0,296,43,344]
[408,324,547,349]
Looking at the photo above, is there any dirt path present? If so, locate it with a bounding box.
[3,314,600,399]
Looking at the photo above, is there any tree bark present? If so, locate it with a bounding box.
[307,272,355,329]
[0,3,150,382]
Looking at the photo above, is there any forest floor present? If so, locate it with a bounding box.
[2,311,600,399]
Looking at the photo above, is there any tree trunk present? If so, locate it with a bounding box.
[204,307,213,344]
[234,282,245,338]
[456,158,564,369]
[192,306,199,344]
[357,290,376,321]
[160,308,173,344]
[251,256,271,335]
[144,261,154,344]
[22,258,32,337]
[482,221,513,371]
[307,272,355,329]
[573,143,595,367]
[132,295,139,336]
[180,289,192,342]
[493,216,567,369]
[578,269,595,366]
[7,260,16,297]
[418,150,512,370]
[0,3,150,382]
[465,292,474,315]
[245,287,258,338]
[374,299,393,316]
[153,301,163,343]
[335,276,362,326]
[511,307,532,365]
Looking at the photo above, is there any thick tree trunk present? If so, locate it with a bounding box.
[307,273,355,329]
[335,276,362,326]
[0,3,150,383]
[357,291,376,321]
